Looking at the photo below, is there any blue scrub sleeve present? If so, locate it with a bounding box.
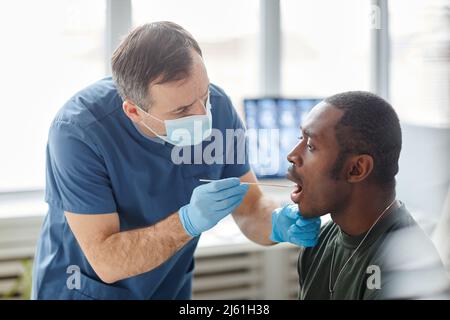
[221,96,251,179]
[45,120,117,214]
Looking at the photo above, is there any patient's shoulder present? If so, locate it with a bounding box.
[373,206,450,298]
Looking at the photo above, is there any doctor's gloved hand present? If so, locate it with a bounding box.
[270,204,321,247]
[179,178,249,237]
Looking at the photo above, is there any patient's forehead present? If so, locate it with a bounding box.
[302,102,344,144]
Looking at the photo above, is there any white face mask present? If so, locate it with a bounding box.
[137,92,212,147]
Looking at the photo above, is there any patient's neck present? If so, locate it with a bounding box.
[331,187,397,237]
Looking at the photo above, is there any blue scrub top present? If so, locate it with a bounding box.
[32,77,250,300]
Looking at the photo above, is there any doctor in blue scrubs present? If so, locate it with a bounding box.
[32,21,321,299]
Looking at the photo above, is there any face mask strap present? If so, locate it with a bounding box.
[134,104,168,139]
[137,89,210,121]
[136,104,164,124]
[134,91,211,143]
[140,120,167,139]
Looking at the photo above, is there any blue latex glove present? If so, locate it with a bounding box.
[179,177,249,237]
[270,204,321,247]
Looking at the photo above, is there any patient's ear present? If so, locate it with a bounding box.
[346,154,374,183]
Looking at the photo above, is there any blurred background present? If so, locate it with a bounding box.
[0,0,448,299]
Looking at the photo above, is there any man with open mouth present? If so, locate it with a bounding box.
[287,91,449,299]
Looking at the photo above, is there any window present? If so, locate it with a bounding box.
[0,0,106,192]
[132,0,260,116]
[390,0,450,127]
[281,0,371,97]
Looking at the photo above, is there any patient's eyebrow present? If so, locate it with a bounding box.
[300,127,317,139]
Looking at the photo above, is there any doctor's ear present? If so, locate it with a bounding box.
[123,101,142,122]
[345,154,374,183]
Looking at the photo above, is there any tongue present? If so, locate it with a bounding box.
[291,185,303,203]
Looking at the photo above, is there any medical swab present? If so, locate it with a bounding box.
[199,179,295,188]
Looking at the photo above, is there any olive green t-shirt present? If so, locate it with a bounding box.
[298,202,450,300]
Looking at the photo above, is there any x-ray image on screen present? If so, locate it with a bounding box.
[243,98,322,178]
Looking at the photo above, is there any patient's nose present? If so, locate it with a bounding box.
[287,149,303,167]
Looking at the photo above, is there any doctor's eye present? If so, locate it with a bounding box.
[173,106,189,115]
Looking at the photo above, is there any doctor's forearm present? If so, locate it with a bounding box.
[91,212,191,284]
[233,196,277,246]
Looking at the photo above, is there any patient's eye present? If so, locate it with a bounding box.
[307,138,315,151]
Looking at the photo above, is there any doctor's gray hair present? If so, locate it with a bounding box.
[111,21,202,110]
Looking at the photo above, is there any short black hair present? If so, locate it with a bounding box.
[326,91,402,187]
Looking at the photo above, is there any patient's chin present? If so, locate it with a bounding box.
[301,212,316,219]
[298,204,322,219]
[297,204,312,218]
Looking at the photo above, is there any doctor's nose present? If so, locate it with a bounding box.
[191,98,208,116]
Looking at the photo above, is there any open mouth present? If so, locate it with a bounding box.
[286,171,304,203]
[290,183,303,203]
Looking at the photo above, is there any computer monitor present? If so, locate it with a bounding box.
[243,97,322,178]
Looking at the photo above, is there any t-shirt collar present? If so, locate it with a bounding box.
[336,201,405,249]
